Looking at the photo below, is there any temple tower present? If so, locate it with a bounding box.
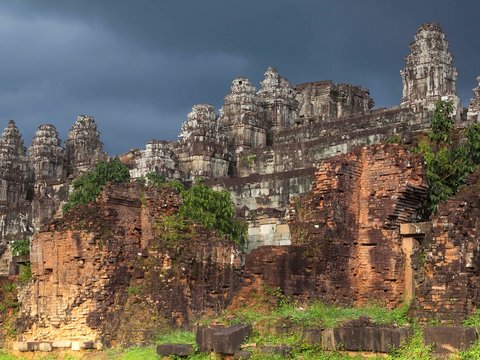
[218,78,267,153]
[0,121,32,244]
[257,67,298,135]
[178,104,230,179]
[65,115,107,177]
[28,125,68,228]
[467,76,480,123]
[401,23,460,113]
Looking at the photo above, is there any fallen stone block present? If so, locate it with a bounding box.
[424,326,477,354]
[156,343,194,357]
[52,340,72,348]
[212,324,252,355]
[16,342,37,352]
[71,340,96,351]
[302,327,322,345]
[322,325,411,352]
[38,342,53,352]
[196,324,225,352]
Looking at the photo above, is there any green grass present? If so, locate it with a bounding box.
[272,301,410,328]
[155,329,196,345]
[463,308,480,327]
[106,347,157,360]
[217,300,411,329]
[387,325,431,360]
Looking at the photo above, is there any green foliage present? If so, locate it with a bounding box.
[179,183,247,245]
[459,339,480,359]
[463,308,480,327]
[10,238,30,256]
[63,158,130,213]
[388,325,432,359]
[156,213,189,247]
[17,263,32,284]
[145,171,166,187]
[386,133,403,144]
[416,100,480,218]
[127,284,144,297]
[155,329,196,345]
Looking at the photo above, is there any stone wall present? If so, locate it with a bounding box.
[208,168,315,249]
[295,81,373,121]
[413,169,480,323]
[239,144,427,307]
[17,183,242,345]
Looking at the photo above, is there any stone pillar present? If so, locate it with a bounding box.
[399,222,430,302]
[400,23,460,114]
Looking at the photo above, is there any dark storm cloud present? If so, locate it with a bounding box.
[0,0,479,154]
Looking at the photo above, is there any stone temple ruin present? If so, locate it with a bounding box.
[4,23,478,254]
[1,22,480,349]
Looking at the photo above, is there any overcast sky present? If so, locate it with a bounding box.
[0,1,479,154]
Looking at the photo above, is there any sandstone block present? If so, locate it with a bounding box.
[424,326,477,354]
[16,342,37,352]
[212,324,252,355]
[156,343,194,356]
[38,342,53,352]
[322,326,411,352]
[302,327,322,345]
[52,340,72,348]
[196,325,225,352]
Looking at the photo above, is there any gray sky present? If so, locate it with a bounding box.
[0,0,479,154]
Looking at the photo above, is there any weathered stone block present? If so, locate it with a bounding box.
[424,326,477,354]
[38,342,53,352]
[322,326,411,352]
[302,327,322,345]
[52,340,72,348]
[196,325,225,352]
[212,324,252,355]
[16,342,37,352]
[156,343,194,356]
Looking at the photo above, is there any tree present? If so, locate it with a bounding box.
[417,100,480,218]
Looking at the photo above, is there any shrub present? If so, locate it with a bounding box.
[63,158,130,213]
[11,238,30,256]
[179,183,247,245]
[416,100,480,218]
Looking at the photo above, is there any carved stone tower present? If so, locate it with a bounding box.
[28,125,68,228]
[467,77,480,123]
[178,104,230,179]
[0,121,32,244]
[218,77,267,153]
[65,115,107,177]
[257,67,298,136]
[401,23,460,112]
